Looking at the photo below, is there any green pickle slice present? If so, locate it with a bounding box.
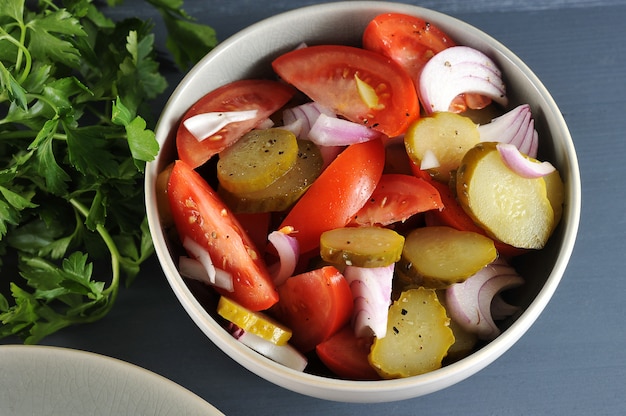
[369,287,454,378]
[397,225,497,289]
[219,139,323,213]
[404,112,480,182]
[320,226,405,268]
[217,296,292,346]
[217,128,299,194]
[456,141,557,249]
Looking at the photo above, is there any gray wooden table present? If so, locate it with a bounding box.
[4,1,625,414]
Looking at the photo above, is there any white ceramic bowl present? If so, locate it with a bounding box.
[145,1,581,403]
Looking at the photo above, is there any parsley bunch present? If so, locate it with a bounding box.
[0,0,216,343]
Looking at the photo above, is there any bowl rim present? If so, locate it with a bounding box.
[145,0,581,403]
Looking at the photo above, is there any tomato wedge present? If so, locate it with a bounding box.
[167,160,278,311]
[278,139,385,253]
[271,266,353,353]
[316,326,381,380]
[350,173,443,226]
[176,79,295,169]
[272,45,419,137]
[363,13,493,113]
[362,13,456,82]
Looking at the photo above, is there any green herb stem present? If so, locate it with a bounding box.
[69,198,120,302]
[0,26,31,83]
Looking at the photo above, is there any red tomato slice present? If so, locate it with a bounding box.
[167,160,278,311]
[272,45,419,137]
[363,14,493,113]
[233,212,271,254]
[271,266,353,353]
[362,13,456,82]
[278,139,385,253]
[316,326,381,380]
[176,79,295,169]
[350,173,443,226]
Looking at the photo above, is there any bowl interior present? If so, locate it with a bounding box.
[146,1,581,403]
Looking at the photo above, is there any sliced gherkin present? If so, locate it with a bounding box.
[397,226,497,289]
[217,128,298,194]
[404,112,480,182]
[369,287,454,379]
[217,296,292,346]
[456,141,557,249]
[219,139,323,213]
[320,226,404,268]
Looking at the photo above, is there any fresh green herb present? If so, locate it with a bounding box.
[0,0,217,343]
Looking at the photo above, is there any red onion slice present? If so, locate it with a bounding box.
[497,143,555,178]
[255,117,275,130]
[419,46,508,114]
[267,228,300,286]
[183,109,258,141]
[308,113,384,146]
[178,256,234,292]
[343,264,394,339]
[445,258,524,340]
[281,118,304,138]
[491,293,521,321]
[282,101,335,139]
[182,237,216,283]
[477,104,539,158]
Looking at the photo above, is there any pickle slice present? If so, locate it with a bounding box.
[404,112,480,182]
[320,226,405,268]
[397,226,497,289]
[544,169,565,226]
[217,296,292,346]
[369,287,454,379]
[456,142,556,249]
[219,140,323,213]
[217,128,298,194]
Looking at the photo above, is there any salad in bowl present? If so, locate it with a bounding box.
[146,1,580,403]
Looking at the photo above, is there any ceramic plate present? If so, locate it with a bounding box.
[0,345,223,416]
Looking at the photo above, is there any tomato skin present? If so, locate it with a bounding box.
[316,326,381,380]
[272,45,419,137]
[272,266,353,353]
[233,212,271,254]
[167,160,278,311]
[362,13,456,82]
[176,80,295,169]
[350,173,443,226]
[278,139,385,253]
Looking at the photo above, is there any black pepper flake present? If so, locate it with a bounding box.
[401,308,408,316]
[392,326,399,335]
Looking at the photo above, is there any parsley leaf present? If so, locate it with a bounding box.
[146,0,218,69]
[112,98,160,169]
[0,0,216,343]
[26,9,87,66]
